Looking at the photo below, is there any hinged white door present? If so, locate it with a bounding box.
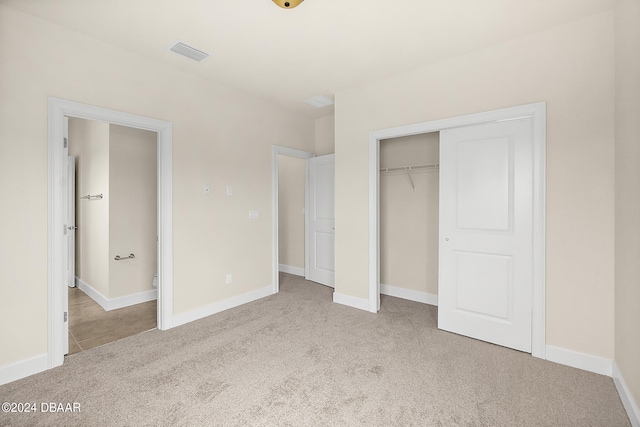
[62,117,70,355]
[439,118,533,352]
[307,154,335,287]
[67,155,76,289]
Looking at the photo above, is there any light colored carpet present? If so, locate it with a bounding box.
[0,273,630,426]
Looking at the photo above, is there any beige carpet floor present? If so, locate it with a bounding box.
[0,273,631,426]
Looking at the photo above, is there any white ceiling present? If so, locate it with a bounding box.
[1,0,616,118]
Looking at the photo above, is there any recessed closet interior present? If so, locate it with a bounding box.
[380,132,440,301]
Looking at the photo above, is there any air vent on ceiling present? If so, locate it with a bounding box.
[304,95,334,108]
[169,42,209,62]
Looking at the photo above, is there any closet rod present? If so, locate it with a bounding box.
[379,163,439,173]
[80,194,103,200]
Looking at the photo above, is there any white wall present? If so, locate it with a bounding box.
[0,5,314,367]
[380,133,439,296]
[334,12,615,359]
[614,0,640,413]
[315,115,335,156]
[68,118,110,297]
[109,124,157,299]
[278,155,305,271]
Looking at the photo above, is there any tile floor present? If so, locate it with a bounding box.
[67,287,157,355]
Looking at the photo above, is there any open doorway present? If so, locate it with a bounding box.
[272,146,336,298]
[48,97,173,370]
[66,117,158,355]
[271,146,315,294]
[277,154,306,278]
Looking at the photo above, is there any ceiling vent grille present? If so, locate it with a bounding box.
[169,42,209,62]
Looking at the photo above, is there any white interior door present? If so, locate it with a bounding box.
[67,155,76,289]
[62,117,70,355]
[307,154,335,287]
[438,118,533,353]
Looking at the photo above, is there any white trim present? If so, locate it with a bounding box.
[279,264,305,276]
[271,145,315,295]
[48,97,173,372]
[75,278,157,311]
[380,284,438,306]
[368,102,546,359]
[368,131,380,313]
[0,354,48,386]
[613,362,640,427]
[173,285,274,327]
[333,292,370,312]
[108,290,157,311]
[545,345,612,377]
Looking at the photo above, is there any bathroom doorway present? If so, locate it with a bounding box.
[66,117,158,355]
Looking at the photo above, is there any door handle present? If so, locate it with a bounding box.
[68,225,78,230]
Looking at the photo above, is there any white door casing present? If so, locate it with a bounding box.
[48,97,173,370]
[438,118,533,353]
[307,154,335,287]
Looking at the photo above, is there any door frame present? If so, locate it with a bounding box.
[48,97,174,370]
[271,145,315,293]
[368,102,546,359]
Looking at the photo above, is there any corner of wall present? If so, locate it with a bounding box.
[314,114,335,156]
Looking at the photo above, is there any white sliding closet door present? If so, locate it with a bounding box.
[438,118,534,353]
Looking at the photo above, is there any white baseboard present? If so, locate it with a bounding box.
[380,283,438,306]
[333,292,370,312]
[0,353,47,386]
[172,285,274,328]
[279,264,305,276]
[545,345,612,377]
[108,290,157,311]
[613,362,640,427]
[76,277,157,311]
[76,278,110,311]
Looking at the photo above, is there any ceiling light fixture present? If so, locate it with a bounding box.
[272,0,304,9]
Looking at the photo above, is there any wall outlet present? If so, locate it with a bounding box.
[204,185,210,195]
[226,186,233,196]
[226,274,232,284]
[249,210,259,219]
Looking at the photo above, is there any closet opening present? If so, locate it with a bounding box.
[379,132,440,307]
[367,102,546,357]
